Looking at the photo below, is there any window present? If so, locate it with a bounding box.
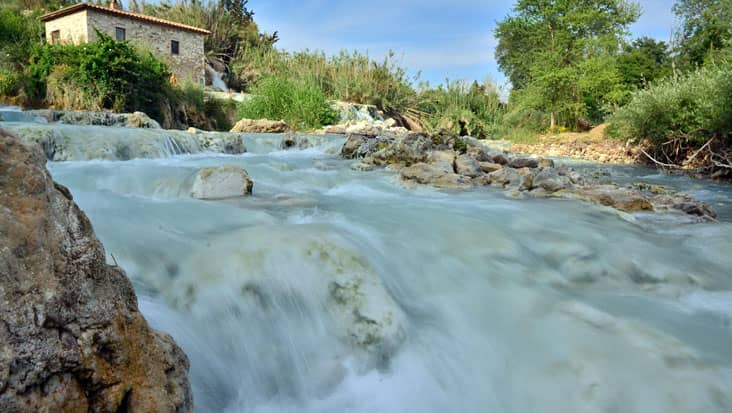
[115,27,126,41]
[171,40,179,55]
[51,30,60,44]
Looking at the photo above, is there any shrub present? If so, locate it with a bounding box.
[237,75,339,130]
[26,31,171,118]
[607,61,732,145]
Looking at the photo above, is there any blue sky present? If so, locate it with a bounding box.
[247,0,677,87]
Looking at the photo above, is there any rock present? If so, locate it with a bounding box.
[455,154,482,177]
[492,153,509,165]
[508,157,539,169]
[280,133,310,150]
[190,165,254,199]
[479,162,503,173]
[488,167,521,187]
[323,124,347,134]
[650,193,717,220]
[351,162,375,172]
[400,163,470,189]
[198,132,247,154]
[127,111,160,128]
[342,134,369,159]
[538,158,555,168]
[533,167,570,193]
[170,228,407,363]
[0,130,192,412]
[187,127,201,134]
[428,150,457,170]
[367,133,431,166]
[26,110,162,128]
[345,120,381,137]
[231,118,290,133]
[673,201,717,219]
[576,185,654,212]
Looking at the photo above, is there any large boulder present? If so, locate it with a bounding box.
[230,119,290,133]
[0,130,192,412]
[190,165,254,199]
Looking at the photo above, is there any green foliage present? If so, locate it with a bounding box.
[234,47,418,115]
[495,0,641,129]
[417,80,504,138]
[607,61,732,145]
[673,0,732,69]
[26,32,170,118]
[238,75,339,130]
[617,37,672,89]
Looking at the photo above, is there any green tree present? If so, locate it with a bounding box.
[673,0,732,68]
[496,0,640,129]
[617,37,672,89]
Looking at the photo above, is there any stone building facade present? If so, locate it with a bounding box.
[41,3,209,85]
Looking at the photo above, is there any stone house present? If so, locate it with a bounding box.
[40,1,209,85]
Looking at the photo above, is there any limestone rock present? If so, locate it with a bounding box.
[508,157,539,169]
[533,167,571,193]
[0,130,192,412]
[351,162,375,172]
[231,118,290,133]
[479,162,503,173]
[488,167,521,187]
[400,163,470,189]
[575,185,654,212]
[191,165,254,199]
[455,154,482,178]
[199,132,247,154]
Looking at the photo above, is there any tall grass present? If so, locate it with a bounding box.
[238,75,339,130]
[417,80,504,137]
[234,47,418,115]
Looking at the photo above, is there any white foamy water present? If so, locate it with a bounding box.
[39,131,732,413]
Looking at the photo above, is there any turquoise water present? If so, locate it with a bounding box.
[33,130,732,412]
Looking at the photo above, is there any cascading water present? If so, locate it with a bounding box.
[7,117,732,412]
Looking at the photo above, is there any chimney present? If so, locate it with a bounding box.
[110,0,122,10]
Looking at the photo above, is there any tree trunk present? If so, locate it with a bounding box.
[550,112,556,130]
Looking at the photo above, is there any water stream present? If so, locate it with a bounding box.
[6,117,732,412]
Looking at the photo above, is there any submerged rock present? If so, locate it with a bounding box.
[231,118,290,133]
[191,165,254,199]
[0,130,192,412]
[168,227,408,363]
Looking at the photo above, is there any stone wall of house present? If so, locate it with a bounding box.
[44,10,89,44]
[85,9,206,84]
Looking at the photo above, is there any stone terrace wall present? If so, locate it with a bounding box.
[86,9,206,84]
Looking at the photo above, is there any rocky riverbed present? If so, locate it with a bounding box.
[341,130,717,222]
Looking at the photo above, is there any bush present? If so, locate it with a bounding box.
[238,75,339,130]
[607,61,732,145]
[26,31,171,117]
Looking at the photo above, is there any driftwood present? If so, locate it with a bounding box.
[639,130,732,179]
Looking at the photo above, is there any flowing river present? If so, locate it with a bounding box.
[5,115,732,412]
